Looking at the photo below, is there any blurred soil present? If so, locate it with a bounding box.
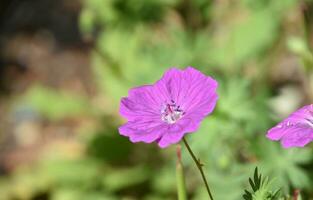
[0,0,92,174]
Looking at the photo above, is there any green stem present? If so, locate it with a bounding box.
[183,137,214,200]
[176,145,187,200]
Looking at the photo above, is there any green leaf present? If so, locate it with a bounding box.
[243,167,282,200]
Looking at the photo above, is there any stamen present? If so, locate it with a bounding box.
[161,100,184,124]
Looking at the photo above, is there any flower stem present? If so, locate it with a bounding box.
[176,145,187,200]
[182,137,214,200]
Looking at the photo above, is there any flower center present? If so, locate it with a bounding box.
[161,100,184,124]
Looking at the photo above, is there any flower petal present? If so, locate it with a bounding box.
[119,120,165,143]
[157,117,201,148]
[281,104,313,125]
[157,127,185,148]
[120,85,161,121]
[280,125,313,148]
[266,104,313,148]
[266,123,287,140]
[181,67,218,115]
[158,67,218,117]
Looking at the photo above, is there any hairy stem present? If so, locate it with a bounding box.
[182,137,214,200]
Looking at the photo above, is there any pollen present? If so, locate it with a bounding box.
[161,100,185,124]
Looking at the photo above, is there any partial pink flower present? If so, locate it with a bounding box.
[118,67,218,148]
[266,104,313,148]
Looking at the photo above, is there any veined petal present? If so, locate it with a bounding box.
[119,120,165,143]
[266,104,313,148]
[159,67,218,115]
[266,123,287,140]
[157,117,200,148]
[280,125,313,148]
[181,67,218,114]
[157,126,186,148]
[120,85,161,121]
[281,104,313,125]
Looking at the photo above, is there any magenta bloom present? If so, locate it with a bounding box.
[267,104,313,148]
[118,67,218,148]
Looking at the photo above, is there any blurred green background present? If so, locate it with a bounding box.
[0,0,313,199]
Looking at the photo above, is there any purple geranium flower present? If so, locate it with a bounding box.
[118,67,218,148]
[267,104,313,148]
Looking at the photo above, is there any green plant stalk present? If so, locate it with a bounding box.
[183,137,214,200]
[176,145,187,200]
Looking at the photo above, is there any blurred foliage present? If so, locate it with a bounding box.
[18,85,93,121]
[1,0,313,200]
